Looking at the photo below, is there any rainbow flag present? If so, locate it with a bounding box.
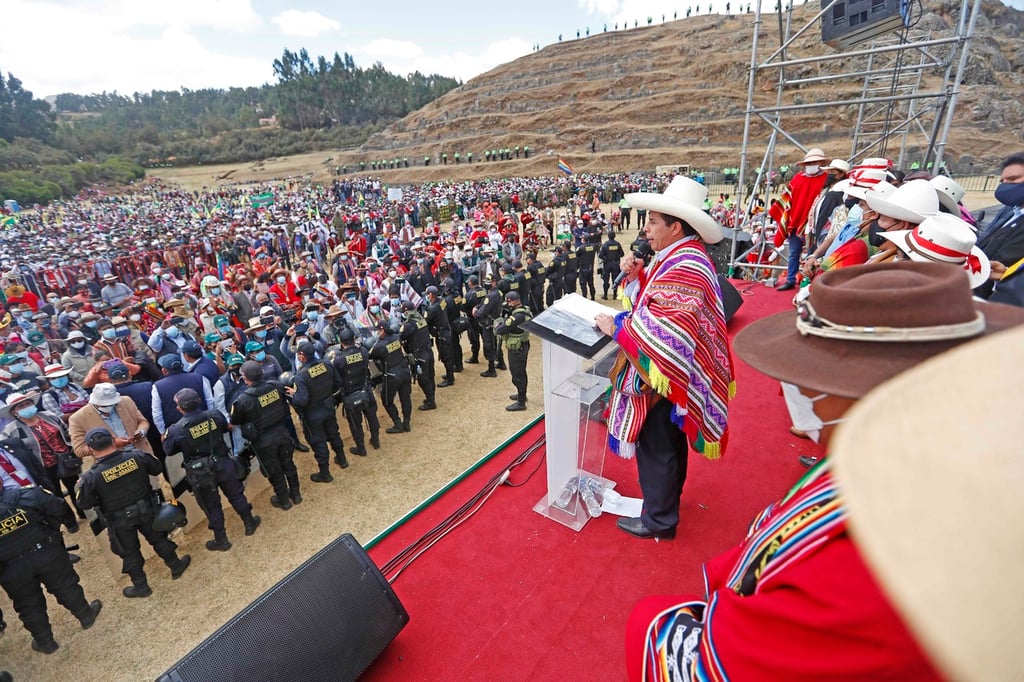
[557,158,574,175]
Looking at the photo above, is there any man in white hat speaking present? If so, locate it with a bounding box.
[595,176,735,540]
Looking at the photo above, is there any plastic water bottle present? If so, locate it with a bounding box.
[579,477,603,518]
[553,476,578,509]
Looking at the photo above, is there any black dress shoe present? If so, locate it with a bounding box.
[438,378,454,387]
[480,369,497,378]
[78,600,102,629]
[465,357,479,364]
[271,495,293,510]
[616,517,676,540]
[505,401,527,412]
[370,436,380,449]
[798,455,820,469]
[418,401,437,411]
[32,636,59,654]
[294,442,311,453]
[777,281,796,291]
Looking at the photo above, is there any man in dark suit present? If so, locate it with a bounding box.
[977,152,1024,298]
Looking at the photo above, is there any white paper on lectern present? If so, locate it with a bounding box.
[529,293,619,347]
[601,495,644,517]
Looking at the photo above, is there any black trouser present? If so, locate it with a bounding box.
[563,273,578,295]
[578,267,596,298]
[507,341,529,401]
[301,404,345,469]
[44,465,84,519]
[435,333,456,380]
[382,370,413,425]
[0,540,90,642]
[413,348,436,403]
[546,279,563,306]
[530,282,544,313]
[480,326,497,369]
[635,399,690,533]
[467,319,481,360]
[109,516,180,585]
[637,211,647,229]
[255,424,299,500]
[344,393,380,449]
[190,456,251,532]
[602,265,621,297]
[622,210,631,229]
[451,330,464,370]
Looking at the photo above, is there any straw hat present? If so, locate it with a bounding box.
[879,213,990,288]
[796,147,828,165]
[830,325,1024,681]
[732,262,1024,399]
[624,176,723,243]
[865,179,939,224]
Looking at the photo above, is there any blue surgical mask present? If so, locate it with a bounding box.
[369,305,381,314]
[255,330,267,339]
[166,326,181,338]
[101,329,117,340]
[994,181,1024,208]
[390,298,400,308]
[51,376,69,388]
[218,326,231,335]
[85,321,98,329]
[15,405,37,420]
[8,364,24,374]
[276,276,287,285]
[210,287,221,295]
[254,351,266,362]
[21,311,32,320]
[306,311,319,321]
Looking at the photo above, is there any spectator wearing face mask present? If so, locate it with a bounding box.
[60,331,94,384]
[39,364,89,419]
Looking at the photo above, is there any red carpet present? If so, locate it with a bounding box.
[363,282,823,681]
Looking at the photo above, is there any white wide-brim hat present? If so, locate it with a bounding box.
[865,179,939,224]
[624,176,723,244]
[847,177,896,202]
[879,213,990,288]
[929,175,967,216]
[797,147,828,165]
[832,325,1024,682]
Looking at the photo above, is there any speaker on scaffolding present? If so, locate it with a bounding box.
[821,0,910,49]
[156,534,409,682]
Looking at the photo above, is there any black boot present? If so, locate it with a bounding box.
[495,361,507,371]
[31,635,59,654]
[480,367,497,378]
[123,581,153,598]
[506,401,527,412]
[310,463,334,482]
[370,435,380,449]
[169,555,192,579]
[243,513,262,536]
[403,421,411,432]
[386,422,405,434]
[465,355,479,364]
[206,530,232,552]
[418,400,437,411]
[286,474,302,504]
[349,445,367,456]
[293,441,311,453]
[334,451,351,467]
[438,377,454,387]
[77,600,103,629]
[271,495,293,510]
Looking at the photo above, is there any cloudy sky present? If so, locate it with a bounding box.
[3,0,1021,97]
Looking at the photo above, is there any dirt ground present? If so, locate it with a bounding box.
[0,205,637,681]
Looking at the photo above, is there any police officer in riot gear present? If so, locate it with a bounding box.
[400,301,437,411]
[230,361,301,510]
[369,319,413,434]
[463,274,487,364]
[329,329,380,457]
[288,343,347,481]
[512,260,532,310]
[0,484,102,654]
[443,278,469,373]
[562,242,580,295]
[576,235,599,299]
[546,246,566,306]
[424,286,456,388]
[599,230,625,300]
[525,252,546,313]
[494,291,533,411]
[474,274,504,378]
[76,427,191,598]
[163,388,260,551]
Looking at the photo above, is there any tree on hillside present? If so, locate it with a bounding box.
[0,71,57,143]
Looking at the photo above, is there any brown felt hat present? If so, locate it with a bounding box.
[733,262,1024,399]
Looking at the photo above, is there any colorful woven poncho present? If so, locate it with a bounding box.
[607,238,735,460]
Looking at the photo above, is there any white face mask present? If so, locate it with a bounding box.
[803,165,821,175]
[780,382,844,443]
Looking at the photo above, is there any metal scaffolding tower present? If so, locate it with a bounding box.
[727,0,983,278]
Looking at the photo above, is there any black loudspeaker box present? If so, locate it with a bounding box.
[156,533,408,682]
[718,275,744,323]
